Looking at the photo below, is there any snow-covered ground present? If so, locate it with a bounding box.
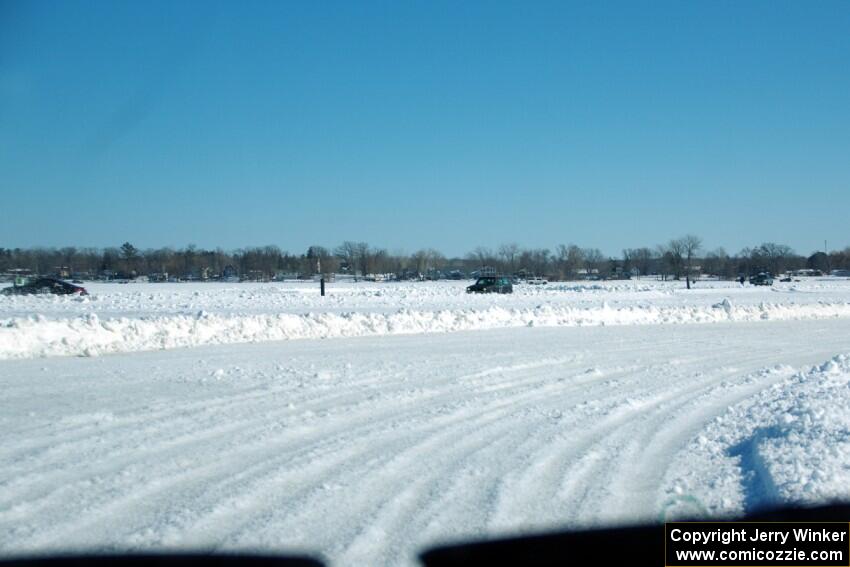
[2,279,850,565]
[2,278,850,359]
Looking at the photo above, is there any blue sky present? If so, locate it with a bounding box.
[1,0,848,257]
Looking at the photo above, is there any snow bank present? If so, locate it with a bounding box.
[4,300,850,359]
[664,354,850,517]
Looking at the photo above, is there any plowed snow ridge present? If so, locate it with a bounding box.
[3,300,850,359]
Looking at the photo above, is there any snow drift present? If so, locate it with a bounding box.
[3,299,850,359]
[664,354,850,517]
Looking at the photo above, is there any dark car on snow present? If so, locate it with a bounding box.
[749,272,774,286]
[1,277,88,296]
[466,276,513,294]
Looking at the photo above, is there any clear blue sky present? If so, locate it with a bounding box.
[1,0,848,257]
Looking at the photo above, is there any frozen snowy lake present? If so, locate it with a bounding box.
[2,279,850,565]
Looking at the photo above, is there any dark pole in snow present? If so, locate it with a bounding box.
[317,256,325,297]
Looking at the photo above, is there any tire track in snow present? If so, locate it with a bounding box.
[3,321,850,566]
[1,356,588,549]
[490,355,803,530]
[155,360,612,554]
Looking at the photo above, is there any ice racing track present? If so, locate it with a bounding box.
[3,316,850,566]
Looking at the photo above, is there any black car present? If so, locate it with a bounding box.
[1,277,89,296]
[466,276,513,294]
[749,272,774,286]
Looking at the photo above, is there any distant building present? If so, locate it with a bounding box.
[1,268,34,283]
[274,271,301,281]
[241,270,268,282]
[576,268,600,280]
[364,273,394,282]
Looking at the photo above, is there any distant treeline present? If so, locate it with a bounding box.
[1,238,849,281]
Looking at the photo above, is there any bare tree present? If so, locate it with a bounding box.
[59,247,78,273]
[566,245,585,280]
[498,243,520,274]
[364,247,388,275]
[664,239,685,282]
[621,249,633,275]
[412,248,444,275]
[628,247,655,279]
[531,248,551,277]
[756,242,795,276]
[555,244,584,280]
[468,246,495,269]
[681,235,702,289]
[335,241,362,280]
[354,242,371,278]
[583,248,604,279]
[702,247,728,278]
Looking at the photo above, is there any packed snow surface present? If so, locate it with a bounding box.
[2,278,850,359]
[2,280,850,566]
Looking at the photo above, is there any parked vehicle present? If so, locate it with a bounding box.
[1,277,88,296]
[749,272,774,286]
[526,277,548,285]
[466,276,513,294]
